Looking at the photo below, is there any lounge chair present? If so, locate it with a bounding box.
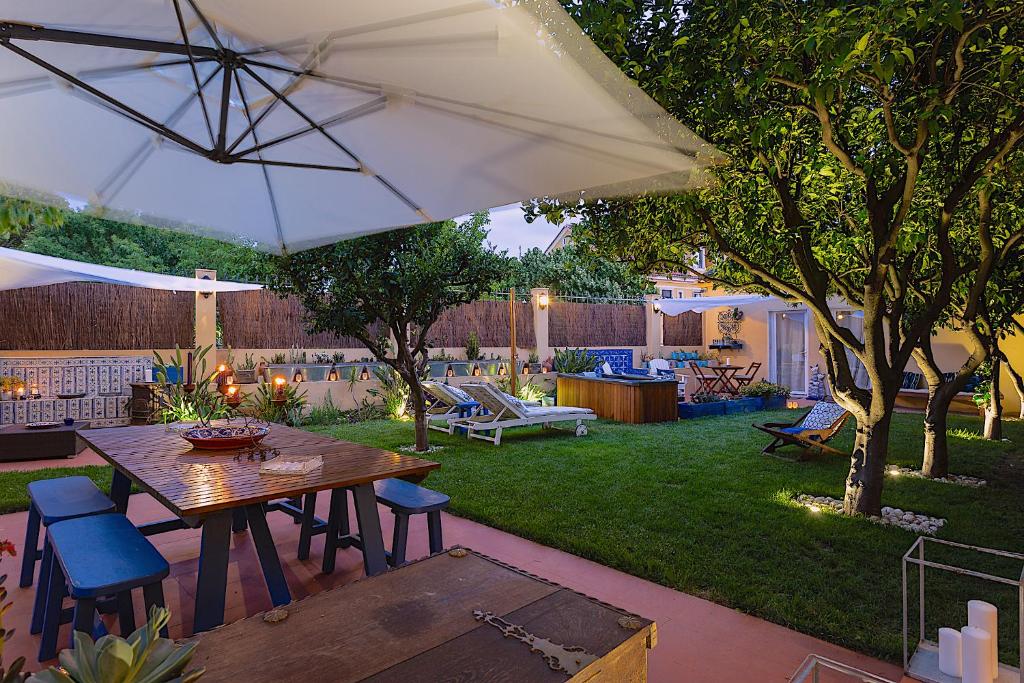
[753,401,850,459]
[422,381,479,433]
[451,383,596,445]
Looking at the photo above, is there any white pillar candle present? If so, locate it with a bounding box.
[961,626,994,683]
[967,600,999,671]
[938,627,962,677]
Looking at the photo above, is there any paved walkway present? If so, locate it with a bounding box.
[0,451,905,681]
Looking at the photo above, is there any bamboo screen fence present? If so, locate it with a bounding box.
[0,283,194,350]
[217,291,377,349]
[426,300,535,348]
[548,301,645,347]
[663,311,703,346]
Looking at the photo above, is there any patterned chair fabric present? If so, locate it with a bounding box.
[1,356,151,427]
[796,401,848,431]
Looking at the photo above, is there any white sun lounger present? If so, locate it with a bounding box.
[452,382,595,445]
[422,381,479,433]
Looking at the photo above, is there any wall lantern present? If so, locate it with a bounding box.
[199,273,213,299]
[497,364,507,376]
[359,366,371,381]
[836,312,845,321]
[521,364,530,375]
[652,302,662,314]
[327,368,339,382]
[292,370,304,383]
[446,364,455,378]
[472,364,482,377]
[537,292,550,310]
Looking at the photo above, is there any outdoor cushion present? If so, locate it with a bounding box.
[797,402,848,430]
[446,385,474,404]
[901,372,923,389]
[522,405,594,417]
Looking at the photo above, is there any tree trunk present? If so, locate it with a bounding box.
[921,382,959,479]
[408,380,430,452]
[1007,360,1024,419]
[843,408,893,517]
[983,357,1002,440]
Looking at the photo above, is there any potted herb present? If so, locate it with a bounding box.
[0,375,20,401]
[234,353,259,384]
[527,349,542,374]
[738,380,791,409]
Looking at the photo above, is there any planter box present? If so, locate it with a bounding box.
[724,397,762,414]
[677,401,726,419]
[761,395,787,410]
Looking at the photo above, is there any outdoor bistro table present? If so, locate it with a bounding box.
[79,424,439,633]
[706,365,744,396]
[190,548,657,682]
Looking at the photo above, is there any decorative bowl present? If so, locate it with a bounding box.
[180,425,270,450]
[56,392,86,399]
[25,421,61,430]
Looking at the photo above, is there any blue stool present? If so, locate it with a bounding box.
[39,514,169,661]
[22,477,115,636]
[374,479,450,567]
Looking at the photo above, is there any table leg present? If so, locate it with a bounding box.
[243,504,291,607]
[231,508,248,533]
[193,511,232,633]
[351,483,388,576]
[110,469,132,514]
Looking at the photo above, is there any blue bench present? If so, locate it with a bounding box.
[22,477,116,637]
[39,514,169,661]
[374,479,450,567]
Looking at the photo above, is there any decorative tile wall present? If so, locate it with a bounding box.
[0,356,149,426]
[590,349,634,374]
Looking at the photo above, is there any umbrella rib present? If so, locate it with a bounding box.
[171,0,215,148]
[0,40,209,156]
[0,58,203,95]
[96,64,224,206]
[182,0,226,52]
[239,62,427,218]
[228,96,388,160]
[233,69,287,252]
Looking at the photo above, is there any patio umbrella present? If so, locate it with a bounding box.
[0,246,263,292]
[0,1,720,254]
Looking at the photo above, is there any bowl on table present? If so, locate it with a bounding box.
[180,425,270,450]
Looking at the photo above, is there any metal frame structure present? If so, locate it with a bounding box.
[791,655,896,683]
[902,536,1024,683]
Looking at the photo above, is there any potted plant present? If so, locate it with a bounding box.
[739,380,791,410]
[527,349,542,374]
[234,353,259,384]
[678,391,727,418]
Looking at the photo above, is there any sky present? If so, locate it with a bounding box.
[477,203,562,256]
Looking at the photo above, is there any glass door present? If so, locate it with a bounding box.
[771,310,807,394]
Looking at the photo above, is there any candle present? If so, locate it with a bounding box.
[967,600,998,672]
[227,385,238,397]
[273,375,286,400]
[938,627,962,677]
[16,387,24,398]
[961,626,994,683]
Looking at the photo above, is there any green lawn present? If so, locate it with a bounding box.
[0,465,121,515]
[308,411,1024,662]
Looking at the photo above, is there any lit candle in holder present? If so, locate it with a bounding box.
[497,364,507,376]
[272,375,287,401]
[327,369,338,382]
[359,366,370,381]
[30,384,38,397]
[292,370,303,383]
[16,387,25,399]
[225,385,241,406]
[445,364,454,378]
[521,364,530,375]
[786,400,800,409]
[472,364,482,377]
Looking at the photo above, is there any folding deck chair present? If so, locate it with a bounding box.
[451,383,595,446]
[753,401,850,459]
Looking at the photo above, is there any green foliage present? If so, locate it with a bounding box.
[739,380,791,399]
[9,204,269,282]
[527,349,540,364]
[367,367,410,419]
[0,195,65,245]
[237,354,256,371]
[263,353,286,365]
[27,606,204,683]
[498,244,652,299]
[464,331,481,362]
[152,346,230,426]
[273,213,507,450]
[304,394,347,427]
[247,382,307,427]
[496,376,548,403]
[691,391,726,403]
[553,348,597,374]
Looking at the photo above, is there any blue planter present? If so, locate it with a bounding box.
[761,395,787,410]
[724,397,762,414]
[677,401,727,419]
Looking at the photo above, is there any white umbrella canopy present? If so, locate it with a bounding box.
[0,246,263,291]
[0,0,721,253]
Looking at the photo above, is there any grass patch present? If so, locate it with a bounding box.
[0,465,119,515]
[308,410,1024,662]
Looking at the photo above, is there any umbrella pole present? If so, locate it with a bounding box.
[509,289,518,396]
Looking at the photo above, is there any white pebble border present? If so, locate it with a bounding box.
[885,465,986,488]
[398,444,446,454]
[794,494,946,535]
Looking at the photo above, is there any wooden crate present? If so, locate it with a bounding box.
[190,549,656,682]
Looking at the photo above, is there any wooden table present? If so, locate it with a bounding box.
[0,420,87,462]
[556,373,677,423]
[191,549,657,682]
[80,424,439,633]
[706,365,743,395]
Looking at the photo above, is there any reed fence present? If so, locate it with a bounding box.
[0,283,193,350]
[663,311,703,346]
[548,301,645,347]
[217,291,377,349]
[427,300,535,348]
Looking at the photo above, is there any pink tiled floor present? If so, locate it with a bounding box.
[0,454,906,682]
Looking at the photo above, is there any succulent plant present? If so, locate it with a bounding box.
[27,606,204,683]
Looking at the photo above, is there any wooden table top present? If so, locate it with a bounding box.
[191,549,656,682]
[81,424,440,518]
